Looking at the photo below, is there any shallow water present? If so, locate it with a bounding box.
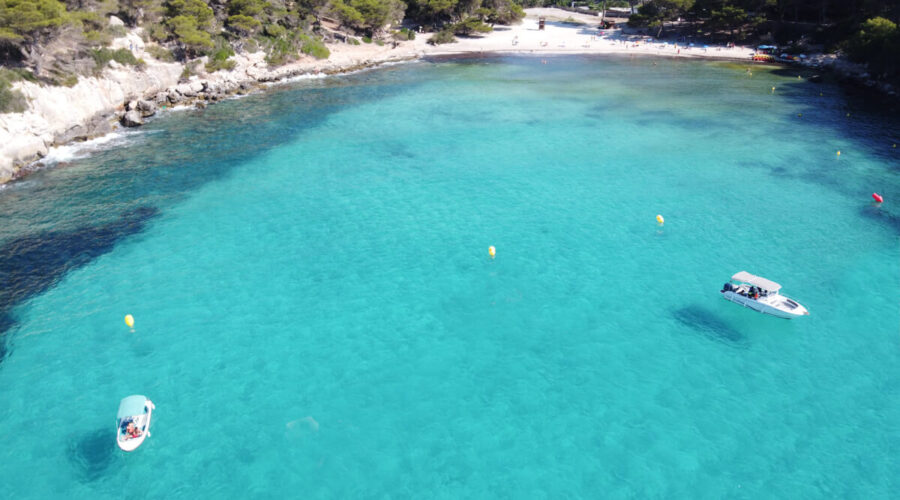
[1,55,898,498]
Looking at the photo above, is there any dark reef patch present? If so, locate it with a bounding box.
[859,204,900,234]
[0,206,159,352]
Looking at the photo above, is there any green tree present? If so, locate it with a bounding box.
[406,0,457,25]
[330,0,404,33]
[0,0,69,71]
[0,0,68,47]
[846,16,900,79]
[351,0,404,30]
[452,15,491,34]
[483,0,523,25]
[707,4,746,39]
[165,0,214,29]
[166,14,213,55]
[228,0,269,17]
[226,13,262,34]
[330,0,365,27]
[627,0,695,36]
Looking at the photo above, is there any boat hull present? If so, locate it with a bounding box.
[721,291,808,319]
[117,399,154,452]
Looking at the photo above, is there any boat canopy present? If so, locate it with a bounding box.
[117,395,147,420]
[731,271,782,292]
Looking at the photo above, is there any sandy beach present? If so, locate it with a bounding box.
[417,9,756,60]
[317,8,758,69]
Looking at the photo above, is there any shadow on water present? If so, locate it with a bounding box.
[68,428,118,482]
[0,206,158,360]
[672,305,748,348]
[859,204,900,233]
[0,68,429,360]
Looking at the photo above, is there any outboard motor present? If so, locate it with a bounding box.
[722,283,732,292]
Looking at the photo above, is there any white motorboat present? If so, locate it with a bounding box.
[720,271,809,319]
[116,395,154,452]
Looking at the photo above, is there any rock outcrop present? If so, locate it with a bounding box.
[121,110,144,127]
[0,60,182,182]
[0,27,418,183]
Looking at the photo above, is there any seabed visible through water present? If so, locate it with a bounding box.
[0,55,898,497]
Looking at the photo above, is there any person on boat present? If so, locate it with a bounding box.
[124,422,141,439]
[750,286,760,299]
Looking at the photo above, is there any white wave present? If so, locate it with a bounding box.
[40,131,138,165]
[1,179,39,191]
[266,71,329,86]
[157,103,195,114]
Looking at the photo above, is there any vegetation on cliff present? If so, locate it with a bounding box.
[1,0,895,113]
[622,0,899,81]
[0,0,525,110]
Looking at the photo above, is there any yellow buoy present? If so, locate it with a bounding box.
[656,214,664,225]
[846,113,851,117]
[836,150,841,156]
[797,113,802,117]
[124,314,134,328]
[771,86,775,93]
[488,246,496,258]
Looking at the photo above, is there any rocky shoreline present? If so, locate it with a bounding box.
[2,8,895,186]
[0,27,419,184]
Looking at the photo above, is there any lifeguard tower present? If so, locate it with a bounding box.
[539,17,546,30]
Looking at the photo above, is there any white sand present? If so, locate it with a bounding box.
[320,8,757,67]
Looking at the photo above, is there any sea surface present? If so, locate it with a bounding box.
[0,55,898,498]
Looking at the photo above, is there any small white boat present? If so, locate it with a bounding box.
[116,395,154,452]
[721,271,809,319]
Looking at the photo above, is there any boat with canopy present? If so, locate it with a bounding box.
[116,395,154,451]
[720,271,809,319]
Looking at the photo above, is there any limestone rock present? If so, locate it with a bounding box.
[0,133,49,181]
[55,123,89,144]
[121,110,144,127]
[175,83,196,97]
[0,161,14,184]
[108,16,125,27]
[136,99,156,117]
[91,118,114,137]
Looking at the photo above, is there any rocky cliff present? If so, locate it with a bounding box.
[0,24,415,184]
[0,30,181,183]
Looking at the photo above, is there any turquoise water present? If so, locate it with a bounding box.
[1,56,898,497]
